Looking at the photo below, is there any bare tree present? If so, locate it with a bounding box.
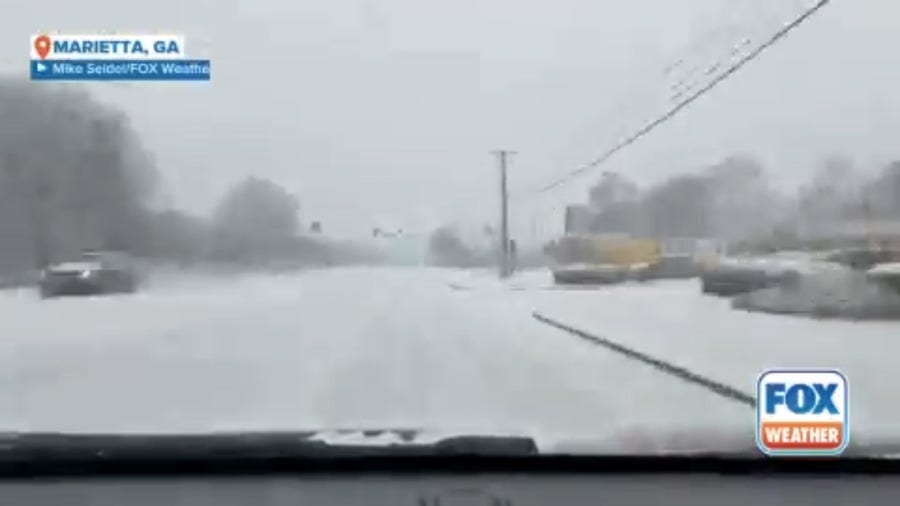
[209,177,300,264]
[427,226,484,267]
[586,172,640,234]
[640,174,714,238]
[0,79,157,277]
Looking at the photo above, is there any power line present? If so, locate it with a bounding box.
[529,0,832,196]
[508,4,780,206]
[515,16,756,205]
[514,8,748,203]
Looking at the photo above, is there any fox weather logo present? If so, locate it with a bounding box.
[756,368,849,457]
[30,33,210,81]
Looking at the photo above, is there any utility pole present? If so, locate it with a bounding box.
[492,150,515,278]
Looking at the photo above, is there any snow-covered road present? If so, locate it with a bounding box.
[1,266,895,450]
[0,268,750,441]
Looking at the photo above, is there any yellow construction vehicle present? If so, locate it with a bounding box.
[546,234,661,284]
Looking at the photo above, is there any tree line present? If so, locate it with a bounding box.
[0,78,374,283]
[426,154,900,269]
[581,154,900,251]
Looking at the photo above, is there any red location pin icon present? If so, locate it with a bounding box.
[34,35,51,59]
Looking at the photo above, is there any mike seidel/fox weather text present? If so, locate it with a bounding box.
[30,34,211,81]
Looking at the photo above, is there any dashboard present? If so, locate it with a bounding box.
[2,433,899,505]
[2,473,900,506]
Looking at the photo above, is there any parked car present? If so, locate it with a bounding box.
[867,262,900,294]
[700,262,774,296]
[552,263,629,285]
[700,251,844,297]
[39,251,139,298]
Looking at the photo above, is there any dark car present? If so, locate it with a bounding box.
[700,252,838,297]
[39,251,139,298]
[700,263,774,296]
[701,251,846,297]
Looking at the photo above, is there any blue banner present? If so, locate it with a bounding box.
[30,59,211,81]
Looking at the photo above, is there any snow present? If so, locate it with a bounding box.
[47,261,101,273]
[869,263,900,276]
[515,272,900,442]
[0,267,752,448]
[2,265,897,452]
[714,251,845,276]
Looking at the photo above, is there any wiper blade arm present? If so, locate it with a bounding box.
[0,432,538,463]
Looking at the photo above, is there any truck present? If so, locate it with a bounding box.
[545,234,661,285]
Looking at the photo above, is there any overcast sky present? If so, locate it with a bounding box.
[4,0,900,242]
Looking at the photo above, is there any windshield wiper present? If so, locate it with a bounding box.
[0,432,539,476]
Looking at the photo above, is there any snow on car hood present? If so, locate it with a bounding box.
[47,261,102,273]
[869,262,900,277]
[185,425,758,455]
[715,252,845,275]
[166,426,898,457]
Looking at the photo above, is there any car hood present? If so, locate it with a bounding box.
[308,428,900,458]
[4,426,896,458]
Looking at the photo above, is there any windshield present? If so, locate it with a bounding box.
[0,0,898,458]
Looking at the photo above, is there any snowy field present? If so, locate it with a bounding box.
[458,269,900,443]
[0,266,896,452]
